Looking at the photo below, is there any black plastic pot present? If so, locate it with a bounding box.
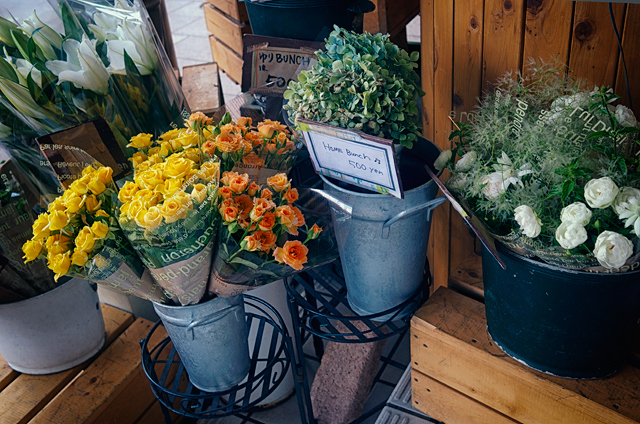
[243,0,375,42]
[482,242,640,379]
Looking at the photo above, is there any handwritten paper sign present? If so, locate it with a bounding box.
[297,119,404,198]
[241,35,323,92]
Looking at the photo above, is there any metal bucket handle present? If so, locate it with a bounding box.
[160,304,242,341]
[381,196,446,239]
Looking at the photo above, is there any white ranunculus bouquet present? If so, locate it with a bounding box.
[437,62,640,272]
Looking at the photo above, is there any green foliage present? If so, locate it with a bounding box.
[284,26,424,148]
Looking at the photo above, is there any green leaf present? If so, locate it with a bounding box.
[228,256,259,269]
[410,51,419,61]
[60,1,84,41]
[586,131,609,139]
[123,49,142,78]
[0,57,18,83]
[10,29,29,60]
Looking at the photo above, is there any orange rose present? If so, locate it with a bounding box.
[219,198,235,212]
[247,182,260,197]
[276,205,295,227]
[219,186,234,200]
[267,173,291,192]
[241,235,261,252]
[186,112,213,130]
[308,223,323,240]
[273,240,308,270]
[202,140,216,156]
[229,174,249,194]
[261,188,273,200]
[262,119,289,134]
[237,116,252,128]
[222,205,239,222]
[237,216,257,231]
[244,131,262,147]
[221,171,240,186]
[292,206,305,227]
[258,123,275,139]
[220,123,237,134]
[283,188,298,204]
[250,204,266,222]
[234,194,253,218]
[215,133,244,153]
[258,212,276,231]
[256,230,277,252]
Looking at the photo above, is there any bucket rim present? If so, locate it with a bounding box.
[491,241,640,278]
[0,277,78,310]
[319,137,443,199]
[152,293,243,311]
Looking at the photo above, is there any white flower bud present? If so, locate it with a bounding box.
[555,222,588,250]
[434,149,452,171]
[614,104,639,128]
[514,205,542,238]
[593,231,634,269]
[584,177,619,209]
[560,202,592,226]
[454,151,477,172]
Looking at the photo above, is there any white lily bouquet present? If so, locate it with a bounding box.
[437,62,640,272]
[0,0,187,159]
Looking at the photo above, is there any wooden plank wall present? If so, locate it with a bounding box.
[421,0,640,290]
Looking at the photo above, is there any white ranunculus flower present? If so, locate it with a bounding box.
[584,177,619,209]
[560,202,592,226]
[555,222,588,250]
[434,149,452,171]
[593,231,634,269]
[514,205,542,238]
[454,150,477,172]
[614,104,639,128]
[46,36,110,95]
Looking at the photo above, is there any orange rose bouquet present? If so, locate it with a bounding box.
[116,117,221,306]
[21,165,169,303]
[210,172,338,297]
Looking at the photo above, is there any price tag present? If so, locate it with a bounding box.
[298,119,403,199]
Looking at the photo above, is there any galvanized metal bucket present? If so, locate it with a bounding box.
[153,294,250,392]
[482,242,640,378]
[0,278,105,374]
[321,137,445,319]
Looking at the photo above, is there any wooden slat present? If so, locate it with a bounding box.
[411,288,640,424]
[0,361,18,392]
[615,4,640,109]
[426,0,454,291]
[209,35,244,84]
[411,369,519,424]
[182,62,223,115]
[522,0,574,72]
[29,318,160,424]
[0,305,132,424]
[569,2,625,88]
[482,0,525,90]
[385,0,419,38]
[206,0,249,23]
[203,3,251,56]
[447,252,483,301]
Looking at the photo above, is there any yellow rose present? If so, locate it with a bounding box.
[164,156,194,179]
[85,195,101,212]
[133,207,149,229]
[160,128,181,141]
[198,161,219,183]
[191,184,208,203]
[49,210,71,231]
[47,199,65,213]
[120,202,131,217]
[126,199,145,220]
[93,254,109,268]
[71,249,89,266]
[46,234,72,255]
[95,167,113,185]
[49,252,71,281]
[69,179,89,196]
[176,131,199,148]
[147,147,160,156]
[64,193,86,214]
[160,141,173,157]
[118,181,139,203]
[160,197,189,223]
[75,226,95,252]
[139,206,163,230]
[91,221,109,239]
[147,154,164,166]
[159,178,184,197]
[183,148,201,163]
[142,191,162,209]
[22,239,43,262]
[94,210,110,218]
[82,165,96,176]
[88,176,106,195]
[127,133,153,149]
[135,168,165,191]
[32,213,51,240]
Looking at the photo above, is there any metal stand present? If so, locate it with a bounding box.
[285,260,430,424]
[140,295,307,424]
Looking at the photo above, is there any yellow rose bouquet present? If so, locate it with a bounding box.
[210,171,338,297]
[22,165,169,303]
[116,120,221,306]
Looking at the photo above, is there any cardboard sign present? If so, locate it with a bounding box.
[36,118,131,189]
[242,35,323,92]
[298,119,404,198]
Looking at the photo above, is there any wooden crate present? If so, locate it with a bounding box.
[420,0,640,290]
[206,0,249,23]
[182,62,223,115]
[410,287,640,424]
[209,34,243,84]
[203,3,251,56]
[0,304,189,424]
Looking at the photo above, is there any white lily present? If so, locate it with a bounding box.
[106,19,157,75]
[21,11,63,61]
[482,152,533,199]
[0,77,47,119]
[46,36,110,95]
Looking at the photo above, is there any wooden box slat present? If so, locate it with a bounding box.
[203,3,251,56]
[410,287,640,424]
[0,305,132,424]
[206,0,249,23]
[209,35,243,84]
[182,62,223,115]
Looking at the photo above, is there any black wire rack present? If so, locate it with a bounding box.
[285,259,431,424]
[140,295,304,423]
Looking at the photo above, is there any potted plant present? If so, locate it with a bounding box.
[284,26,445,319]
[437,61,640,378]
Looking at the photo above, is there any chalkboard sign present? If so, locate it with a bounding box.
[298,119,404,199]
